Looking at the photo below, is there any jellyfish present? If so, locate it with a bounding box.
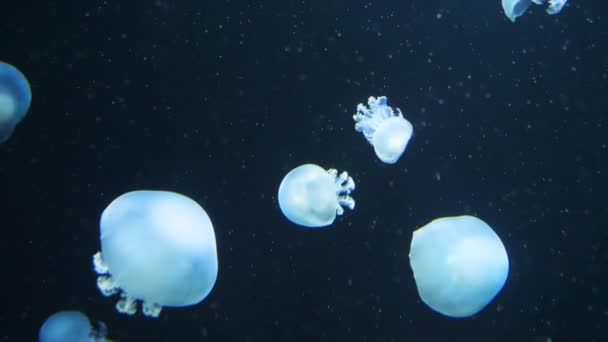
[278,164,355,228]
[409,215,509,318]
[39,311,109,342]
[0,61,31,143]
[502,0,568,22]
[353,96,413,164]
[93,190,218,318]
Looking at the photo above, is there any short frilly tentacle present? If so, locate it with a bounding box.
[93,252,110,274]
[96,276,120,296]
[530,0,567,14]
[353,96,403,143]
[89,321,108,342]
[93,252,120,296]
[94,251,152,317]
[116,293,137,315]
[327,168,356,216]
[546,0,567,14]
[142,301,163,318]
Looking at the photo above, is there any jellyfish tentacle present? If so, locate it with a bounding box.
[502,0,568,21]
[546,0,567,13]
[142,301,163,318]
[116,293,138,315]
[329,168,355,215]
[334,170,355,194]
[338,196,355,212]
[93,251,109,274]
[96,275,120,296]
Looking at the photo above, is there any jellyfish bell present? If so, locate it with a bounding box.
[93,190,218,318]
[353,96,413,164]
[0,93,16,123]
[39,311,109,342]
[0,61,31,143]
[278,164,355,228]
[409,215,509,318]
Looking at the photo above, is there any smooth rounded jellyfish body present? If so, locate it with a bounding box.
[0,61,31,143]
[278,164,355,228]
[39,311,108,342]
[502,0,568,22]
[409,215,509,318]
[353,96,413,164]
[93,190,218,318]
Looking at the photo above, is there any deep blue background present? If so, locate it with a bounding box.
[1,0,606,341]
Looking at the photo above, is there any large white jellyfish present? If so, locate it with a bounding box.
[39,311,109,342]
[502,0,568,22]
[0,61,31,143]
[93,190,218,318]
[353,96,413,164]
[409,215,509,318]
[278,164,355,228]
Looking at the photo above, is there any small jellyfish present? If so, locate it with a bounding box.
[353,96,413,164]
[93,190,218,318]
[39,311,109,342]
[502,0,568,22]
[278,164,355,228]
[409,215,509,318]
[0,61,31,143]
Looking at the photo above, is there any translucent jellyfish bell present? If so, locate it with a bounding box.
[93,190,218,318]
[278,164,355,228]
[353,96,413,164]
[39,311,109,342]
[409,215,509,318]
[502,0,568,22]
[0,61,32,143]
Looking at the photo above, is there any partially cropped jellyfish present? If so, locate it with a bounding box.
[409,215,509,318]
[353,96,413,164]
[39,311,109,342]
[502,0,568,22]
[0,61,31,143]
[93,190,218,318]
[278,164,355,228]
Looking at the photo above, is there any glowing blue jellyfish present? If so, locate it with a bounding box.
[409,215,509,318]
[353,96,413,164]
[278,164,355,228]
[502,0,568,22]
[93,190,218,318]
[0,61,31,143]
[39,311,108,342]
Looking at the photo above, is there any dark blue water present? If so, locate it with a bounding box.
[1,0,606,341]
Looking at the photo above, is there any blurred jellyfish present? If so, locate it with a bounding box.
[409,215,509,318]
[278,164,355,228]
[39,311,109,342]
[353,96,413,164]
[93,190,218,318]
[502,0,568,22]
[0,61,31,143]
